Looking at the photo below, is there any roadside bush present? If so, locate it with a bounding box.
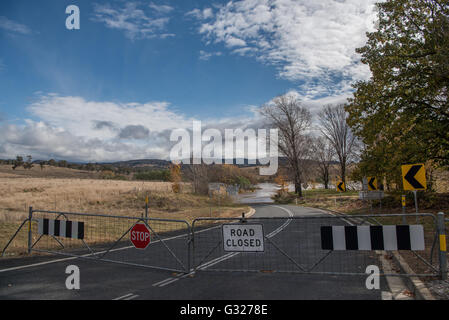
[272,190,296,204]
[134,170,170,181]
[236,176,251,190]
[373,191,449,211]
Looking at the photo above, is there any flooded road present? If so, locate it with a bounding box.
[236,183,279,204]
[236,182,329,204]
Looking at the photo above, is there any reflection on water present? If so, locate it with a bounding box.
[237,183,279,204]
[236,182,332,204]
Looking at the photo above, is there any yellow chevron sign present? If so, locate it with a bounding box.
[367,177,377,191]
[337,181,345,192]
[401,164,426,191]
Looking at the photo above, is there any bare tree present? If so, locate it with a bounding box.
[311,136,335,189]
[183,154,210,195]
[318,104,357,184]
[260,94,312,196]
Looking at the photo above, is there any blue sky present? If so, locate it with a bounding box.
[0,0,379,161]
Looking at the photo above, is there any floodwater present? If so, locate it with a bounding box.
[236,183,279,204]
[236,182,331,204]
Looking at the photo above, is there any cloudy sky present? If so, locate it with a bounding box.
[0,0,379,162]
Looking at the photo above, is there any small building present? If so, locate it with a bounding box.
[208,183,239,198]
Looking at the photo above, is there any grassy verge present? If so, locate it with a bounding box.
[0,178,249,258]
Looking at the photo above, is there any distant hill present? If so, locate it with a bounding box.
[102,158,286,168]
[106,159,172,168]
[3,157,330,170]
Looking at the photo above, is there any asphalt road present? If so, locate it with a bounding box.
[0,204,391,300]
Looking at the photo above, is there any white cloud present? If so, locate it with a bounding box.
[0,93,192,161]
[0,91,349,162]
[185,8,214,20]
[0,94,270,162]
[0,16,31,34]
[224,36,247,48]
[27,94,193,140]
[193,0,380,99]
[202,8,214,19]
[118,125,150,139]
[92,2,172,40]
[149,3,174,14]
[0,120,163,162]
[199,50,222,60]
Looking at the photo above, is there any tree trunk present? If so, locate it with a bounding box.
[324,168,329,189]
[294,167,302,197]
[340,162,346,185]
[295,181,302,197]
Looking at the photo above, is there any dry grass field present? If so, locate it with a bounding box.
[0,165,249,257]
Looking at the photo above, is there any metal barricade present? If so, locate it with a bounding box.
[191,213,442,277]
[2,207,447,279]
[2,207,191,273]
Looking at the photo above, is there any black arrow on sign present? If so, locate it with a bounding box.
[338,182,344,191]
[404,165,424,189]
[368,177,376,190]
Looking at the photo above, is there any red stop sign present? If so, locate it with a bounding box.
[130,223,151,249]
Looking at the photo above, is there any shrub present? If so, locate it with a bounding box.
[272,190,296,204]
[236,176,251,190]
[134,170,170,181]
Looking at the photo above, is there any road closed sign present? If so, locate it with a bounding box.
[130,222,151,249]
[222,224,264,252]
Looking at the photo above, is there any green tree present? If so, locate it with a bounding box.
[12,156,24,170]
[58,160,68,167]
[346,0,449,185]
[23,155,33,170]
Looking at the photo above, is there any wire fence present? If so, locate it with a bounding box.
[192,213,440,277]
[1,208,446,278]
[28,209,191,273]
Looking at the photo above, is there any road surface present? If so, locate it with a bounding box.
[0,204,392,300]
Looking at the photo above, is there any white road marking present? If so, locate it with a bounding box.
[153,205,294,287]
[0,256,81,273]
[0,221,226,274]
[0,245,133,273]
[112,293,134,300]
[318,207,409,300]
[152,252,239,287]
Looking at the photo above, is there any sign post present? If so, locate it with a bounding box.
[145,195,149,219]
[336,181,345,204]
[401,163,426,223]
[401,195,407,224]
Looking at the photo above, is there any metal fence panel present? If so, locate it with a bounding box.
[2,208,444,278]
[192,213,439,277]
[30,209,191,273]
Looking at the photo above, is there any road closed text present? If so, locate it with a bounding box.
[222,224,264,252]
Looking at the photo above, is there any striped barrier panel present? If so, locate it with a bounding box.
[321,225,425,251]
[37,218,84,240]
